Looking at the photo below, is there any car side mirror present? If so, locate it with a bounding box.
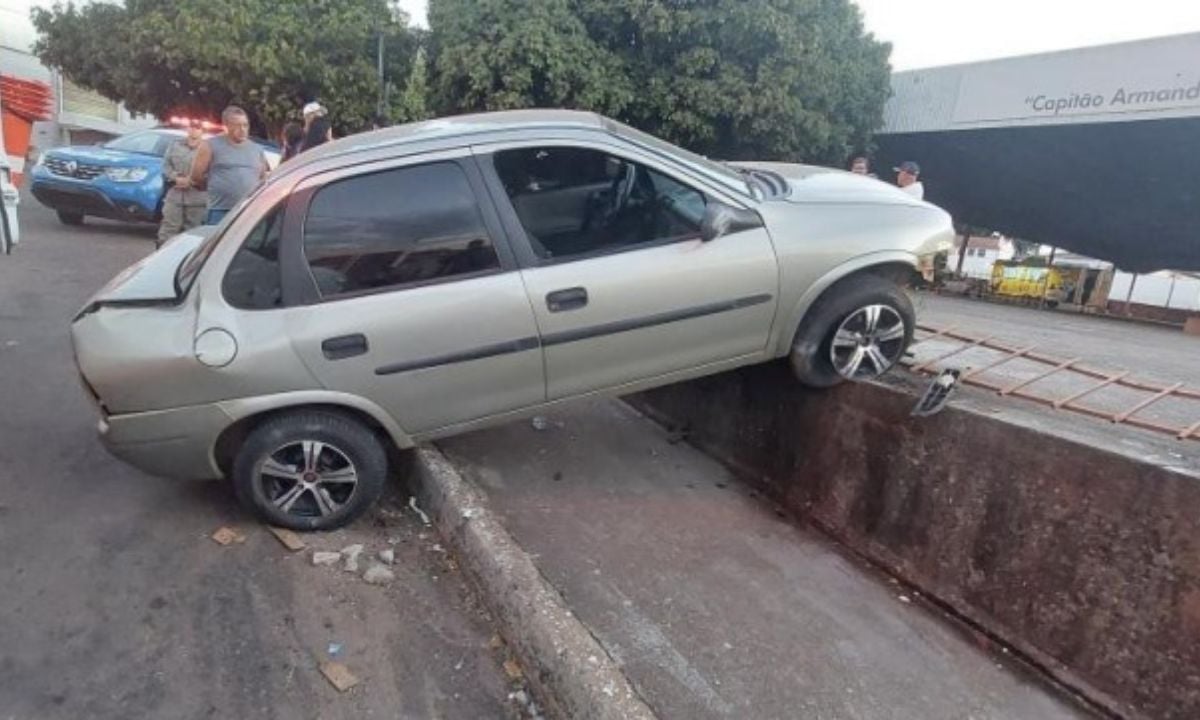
[700,201,763,242]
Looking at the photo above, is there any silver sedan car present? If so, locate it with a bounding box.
[72,110,953,530]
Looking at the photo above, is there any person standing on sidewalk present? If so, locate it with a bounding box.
[894,160,925,200]
[300,101,333,153]
[279,121,304,163]
[156,119,208,246]
[190,106,269,225]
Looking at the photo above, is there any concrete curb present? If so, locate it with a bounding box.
[408,446,657,720]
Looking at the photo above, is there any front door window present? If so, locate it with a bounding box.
[492,146,707,262]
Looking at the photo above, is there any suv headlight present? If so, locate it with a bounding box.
[105,167,150,183]
[34,153,45,168]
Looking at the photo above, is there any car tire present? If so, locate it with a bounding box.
[790,274,915,388]
[57,210,85,226]
[231,410,388,532]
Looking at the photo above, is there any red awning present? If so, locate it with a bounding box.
[0,75,54,122]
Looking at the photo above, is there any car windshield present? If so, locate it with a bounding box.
[103,130,173,156]
[605,118,752,198]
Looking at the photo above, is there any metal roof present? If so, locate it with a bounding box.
[883,32,1200,134]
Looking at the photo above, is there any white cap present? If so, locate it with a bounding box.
[302,101,325,117]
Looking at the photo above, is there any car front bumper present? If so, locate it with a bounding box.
[29,174,160,222]
[98,403,232,480]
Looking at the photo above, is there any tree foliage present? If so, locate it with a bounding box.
[393,48,431,123]
[426,0,631,117]
[32,0,420,136]
[429,0,892,164]
[32,0,891,163]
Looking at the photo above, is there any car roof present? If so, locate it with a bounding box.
[274,109,606,173]
[263,109,753,200]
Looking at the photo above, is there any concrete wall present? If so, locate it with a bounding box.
[629,365,1200,720]
[1104,300,1194,327]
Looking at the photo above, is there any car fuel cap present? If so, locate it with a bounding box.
[194,328,238,368]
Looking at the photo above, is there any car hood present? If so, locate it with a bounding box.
[46,146,162,169]
[82,228,214,309]
[736,161,927,207]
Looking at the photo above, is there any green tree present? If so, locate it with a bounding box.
[429,0,891,164]
[393,47,431,123]
[32,0,420,136]
[427,0,632,117]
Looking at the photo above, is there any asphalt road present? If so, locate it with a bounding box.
[0,199,516,720]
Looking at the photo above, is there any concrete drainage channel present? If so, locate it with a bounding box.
[404,447,657,720]
[403,363,1200,720]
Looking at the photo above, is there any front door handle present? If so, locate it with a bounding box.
[322,333,368,360]
[546,287,589,313]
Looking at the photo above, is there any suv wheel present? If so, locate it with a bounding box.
[790,275,915,388]
[57,210,85,226]
[232,410,388,531]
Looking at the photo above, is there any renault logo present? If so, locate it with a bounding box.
[65,160,78,175]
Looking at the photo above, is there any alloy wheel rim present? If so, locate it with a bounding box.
[829,304,907,379]
[256,440,358,518]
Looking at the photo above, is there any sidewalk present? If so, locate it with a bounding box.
[438,399,1093,720]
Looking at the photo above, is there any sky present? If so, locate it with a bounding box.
[853,0,1200,70]
[7,0,1200,72]
[394,0,1200,71]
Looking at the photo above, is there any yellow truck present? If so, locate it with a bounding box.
[990,262,1072,305]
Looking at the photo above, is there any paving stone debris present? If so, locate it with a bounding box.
[341,544,365,573]
[312,551,341,566]
[268,526,306,552]
[378,549,395,565]
[319,661,360,692]
[210,526,246,546]
[363,564,395,585]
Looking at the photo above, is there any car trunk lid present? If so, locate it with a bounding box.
[76,228,214,313]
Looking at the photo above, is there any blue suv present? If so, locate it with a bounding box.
[30,127,279,226]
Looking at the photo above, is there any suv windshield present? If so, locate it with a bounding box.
[103,130,174,156]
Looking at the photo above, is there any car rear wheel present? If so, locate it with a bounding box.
[790,275,915,388]
[232,410,388,531]
[57,210,85,226]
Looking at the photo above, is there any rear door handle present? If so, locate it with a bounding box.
[321,333,368,360]
[546,287,588,313]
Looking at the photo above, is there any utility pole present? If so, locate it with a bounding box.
[376,33,386,120]
[955,229,969,276]
[1039,245,1057,309]
[1124,273,1139,316]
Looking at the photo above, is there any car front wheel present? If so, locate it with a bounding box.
[57,210,85,225]
[790,274,915,388]
[232,410,388,531]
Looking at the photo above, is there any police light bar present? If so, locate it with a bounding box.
[166,115,224,132]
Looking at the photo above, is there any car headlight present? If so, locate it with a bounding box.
[105,167,150,182]
[34,153,45,168]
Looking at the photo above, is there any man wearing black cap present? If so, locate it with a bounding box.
[894,160,924,200]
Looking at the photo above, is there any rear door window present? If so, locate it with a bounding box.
[302,162,501,299]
